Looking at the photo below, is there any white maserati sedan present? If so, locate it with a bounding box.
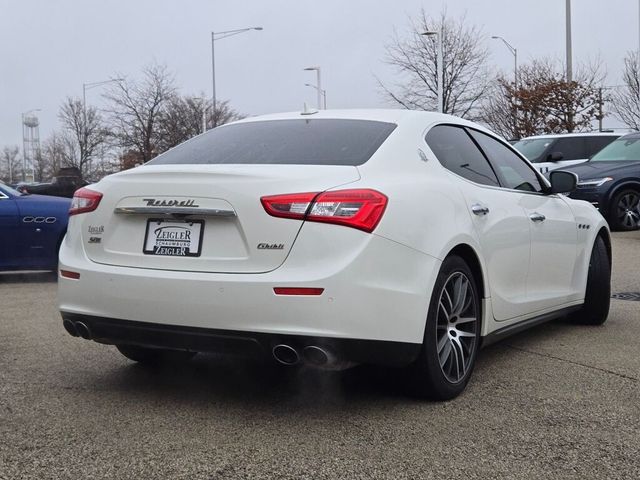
[58,110,611,400]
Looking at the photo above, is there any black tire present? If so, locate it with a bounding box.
[116,345,196,365]
[570,236,611,325]
[407,256,481,400]
[608,189,640,231]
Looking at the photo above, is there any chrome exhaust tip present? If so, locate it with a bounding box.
[75,321,92,340]
[302,345,330,367]
[272,344,300,365]
[62,319,79,337]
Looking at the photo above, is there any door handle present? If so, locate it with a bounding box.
[471,204,490,216]
[529,212,546,222]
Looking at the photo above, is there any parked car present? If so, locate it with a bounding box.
[18,167,88,198]
[0,181,71,271]
[563,132,640,231]
[58,110,611,400]
[512,132,620,175]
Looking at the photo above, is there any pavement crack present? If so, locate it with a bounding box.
[505,344,639,383]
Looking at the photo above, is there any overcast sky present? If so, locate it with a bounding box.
[1,0,638,148]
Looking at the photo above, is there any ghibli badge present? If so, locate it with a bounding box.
[257,243,285,250]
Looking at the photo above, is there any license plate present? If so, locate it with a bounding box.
[143,219,204,257]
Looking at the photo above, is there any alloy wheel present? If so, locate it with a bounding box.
[436,272,478,383]
[617,192,640,229]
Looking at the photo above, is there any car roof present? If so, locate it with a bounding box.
[517,132,621,141]
[226,108,500,140]
[231,108,458,124]
[617,131,640,140]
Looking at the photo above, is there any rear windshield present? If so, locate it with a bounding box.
[148,119,397,166]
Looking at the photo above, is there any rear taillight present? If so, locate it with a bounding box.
[69,187,103,216]
[261,189,387,233]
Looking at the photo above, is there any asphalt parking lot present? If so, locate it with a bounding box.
[1,232,639,480]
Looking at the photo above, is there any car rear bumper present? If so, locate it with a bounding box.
[60,312,421,367]
[58,224,441,348]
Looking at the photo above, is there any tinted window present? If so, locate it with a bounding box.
[468,130,543,193]
[148,119,397,166]
[591,135,640,162]
[552,137,589,161]
[587,136,618,157]
[426,125,499,187]
[512,138,554,163]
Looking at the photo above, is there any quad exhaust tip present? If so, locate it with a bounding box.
[62,319,79,337]
[272,344,300,365]
[74,322,92,340]
[302,345,330,367]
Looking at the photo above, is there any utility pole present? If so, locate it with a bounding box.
[421,30,444,113]
[566,0,573,82]
[597,88,604,132]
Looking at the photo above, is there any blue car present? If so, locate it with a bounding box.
[0,182,71,271]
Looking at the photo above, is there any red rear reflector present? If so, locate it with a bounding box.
[69,187,103,216]
[273,287,324,296]
[261,189,387,233]
[60,270,80,279]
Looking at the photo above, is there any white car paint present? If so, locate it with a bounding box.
[58,110,608,350]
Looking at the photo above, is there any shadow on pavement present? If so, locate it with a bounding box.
[63,315,583,408]
[0,271,57,284]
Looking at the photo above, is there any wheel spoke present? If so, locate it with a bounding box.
[439,338,452,366]
[456,330,476,338]
[452,276,468,315]
[456,316,476,325]
[451,338,466,380]
[439,300,450,319]
[437,333,449,353]
[443,287,454,315]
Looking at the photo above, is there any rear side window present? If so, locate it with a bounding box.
[148,119,397,166]
[426,125,500,187]
[468,130,543,193]
[587,136,618,157]
[552,137,589,160]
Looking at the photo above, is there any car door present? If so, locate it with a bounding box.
[0,187,23,268]
[468,130,578,313]
[425,125,532,321]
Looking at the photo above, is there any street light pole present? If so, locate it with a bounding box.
[491,36,518,138]
[83,78,123,119]
[211,27,263,128]
[304,83,327,109]
[303,67,323,109]
[566,0,573,82]
[421,31,443,113]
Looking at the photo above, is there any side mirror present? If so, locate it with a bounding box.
[548,151,564,162]
[549,170,578,194]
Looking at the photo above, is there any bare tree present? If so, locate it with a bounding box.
[613,52,640,130]
[210,99,244,129]
[156,96,244,152]
[482,59,603,138]
[104,63,176,162]
[40,132,69,179]
[1,146,21,184]
[57,97,108,178]
[380,10,490,118]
